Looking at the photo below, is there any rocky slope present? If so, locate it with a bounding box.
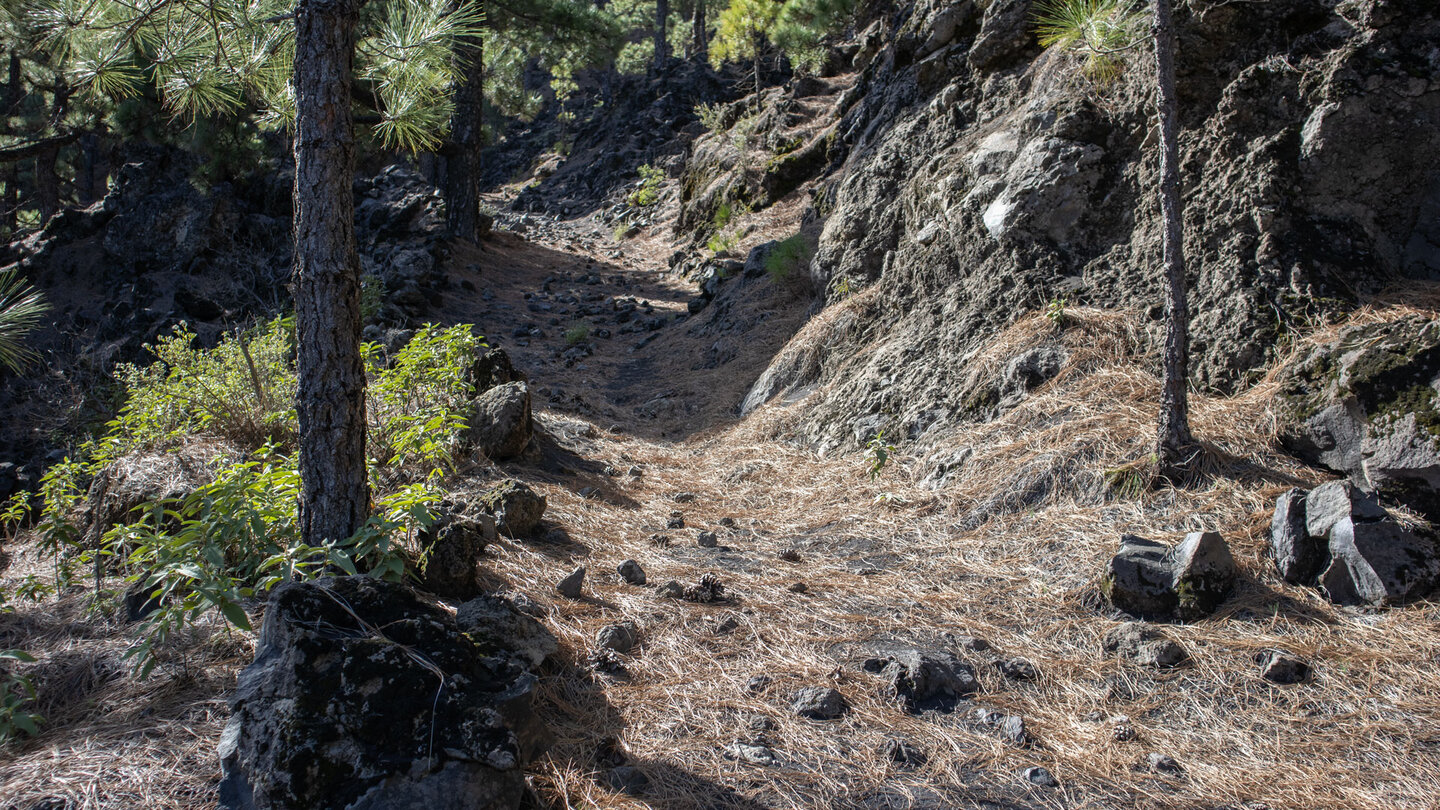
[726,0,1440,453]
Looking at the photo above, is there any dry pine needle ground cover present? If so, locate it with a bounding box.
[2,231,1438,809]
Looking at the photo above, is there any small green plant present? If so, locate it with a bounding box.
[564,324,590,346]
[627,164,665,208]
[0,648,41,743]
[765,234,812,283]
[1032,0,1145,82]
[707,231,739,255]
[865,431,894,480]
[360,274,385,322]
[365,324,482,471]
[612,221,635,242]
[0,266,49,373]
[1046,296,1068,328]
[695,101,726,133]
[1,492,30,541]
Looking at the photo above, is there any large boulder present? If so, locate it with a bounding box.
[416,503,498,599]
[1269,481,1439,606]
[1104,532,1236,620]
[467,382,533,461]
[219,577,550,810]
[1277,316,1440,519]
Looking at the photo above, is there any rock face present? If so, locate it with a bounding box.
[733,0,1440,454]
[467,382,533,461]
[218,577,550,810]
[1269,481,1439,606]
[1105,532,1236,620]
[1277,316,1440,520]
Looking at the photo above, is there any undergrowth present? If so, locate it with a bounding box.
[25,320,485,678]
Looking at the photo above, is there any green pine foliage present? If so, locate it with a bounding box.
[0,267,48,373]
[32,0,484,151]
[1032,0,1145,80]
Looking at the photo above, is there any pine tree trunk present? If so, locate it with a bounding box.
[4,53,21,234]
[445,28,484,242]
[293,0,369,547]
[693,0,707,62]
[1152,0,1193,473]
[34,143,58,221]
[655,0,670,69]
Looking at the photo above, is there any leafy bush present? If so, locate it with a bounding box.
[90,318,297,465]
[695,102,726,133]
[104,445,438,677]
[0,649,41,744]
[31,321,485,676]
[564,324,590,346]
[366,324,483,472]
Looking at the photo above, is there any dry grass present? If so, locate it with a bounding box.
[3,241,1438,809]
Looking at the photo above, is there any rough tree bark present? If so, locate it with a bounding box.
[4,53,22,233]
[293,0,369,546]
[1151,0,1194,473]
[655,0,670,69]
[444,23,484,242]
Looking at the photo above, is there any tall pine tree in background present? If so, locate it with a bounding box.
[39,0,481,545]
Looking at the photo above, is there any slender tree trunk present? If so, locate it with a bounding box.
[77,132,99,205]
[693,0,707,62]
[34,143,58,221]
[1152,0,1193,472]
[655,0,670,69]
[293,0,369,546]
[4,53,21,234]
[445,26,484,242]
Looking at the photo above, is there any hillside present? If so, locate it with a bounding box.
[0,1,1438,809]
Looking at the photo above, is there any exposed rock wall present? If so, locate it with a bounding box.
[743,0,1440,451]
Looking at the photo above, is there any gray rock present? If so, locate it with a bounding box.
[1318,517,1439,606]
[975,708,1029,746]
[455,594,557,669]
[878,649,979,712]
[1278,317,1440,519]
[617,559,647,585]
[997,657,1039,681]
[596,621,639,654]
[697,531,718,548]
[743,240,779,279]
[218,577,545,810]
[1102,624,1190,669]
[1256,649,1310,684]
[1270,488,1322,584]
[418,510,497,598]
[467,381,533,461]
[556,566,585,599]
[655,580,684,599]
[999,346,1068,407]
[479,479,546,537]
[1023,766,1059,788]
[723,742,780,766]
[1306,480,1385,539]
[1106,532,1235,620]
[792,687,849,720]
[745,674,773,693]
[602,766,649,796]
[882,738,927,767]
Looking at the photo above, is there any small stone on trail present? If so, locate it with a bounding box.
[745,674,773,693]
[792,687,849,720]
[997,657,1039,681]
[1256,649,1310,684]
[697,531,718,548]
[596,621,639,654]
[648,533,671,547]
[603,766,649,796]
[723,742,780,766]
[718,517,737,528]
[667,512,686,529]
[713,613,741,634]
[1103,623,1191,668]
[778,548,801,562]
[955,635,991,652]
[1147,753,1184,776]
[976,708,1029,745]
[617,559,647,585]
[557,566,585,598]
[578,486,598,498]
[1023,766,1059,788]
[672,491,698,503]
[787,582,809,593]
[655,580,684,599]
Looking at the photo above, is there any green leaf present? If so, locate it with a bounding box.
[219,600,253,632]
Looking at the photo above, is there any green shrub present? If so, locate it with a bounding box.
[90,318,297,465]
[564,324,590,346]
[0,649,41,744]
[764,234,814,294]
[865,431,894,480]
[695,101,726,133]
[365,324,482,471]
[626,163,664,207]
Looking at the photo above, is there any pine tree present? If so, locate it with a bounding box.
[39,0,481,545]
[1034,0,1195,475]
